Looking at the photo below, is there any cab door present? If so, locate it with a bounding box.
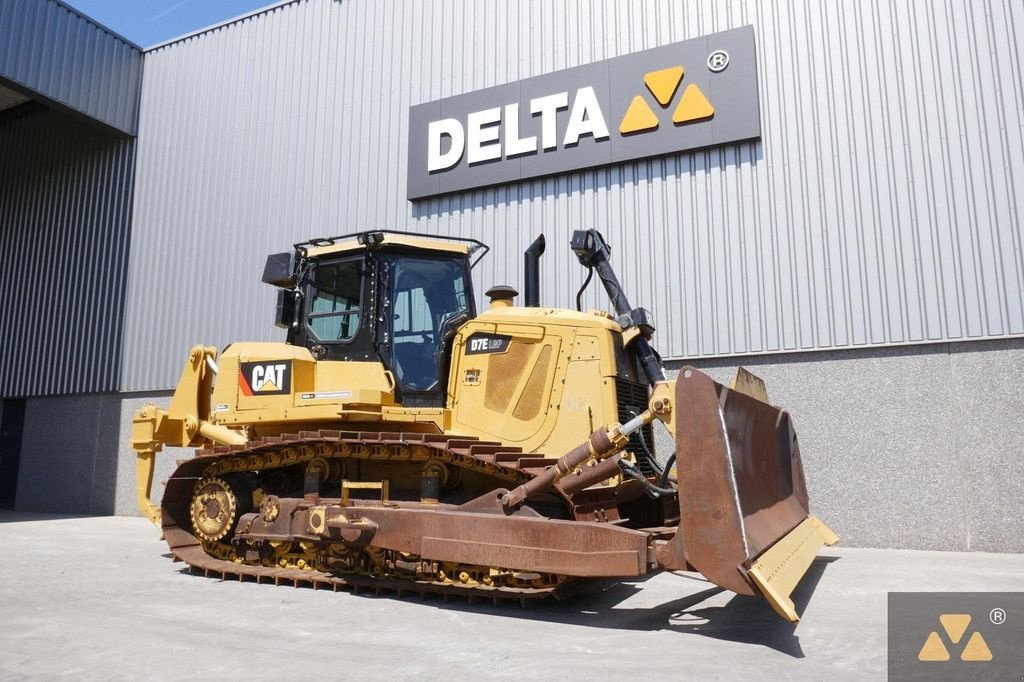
[384,253,473,407]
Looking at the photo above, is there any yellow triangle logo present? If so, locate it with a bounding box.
[258,379,279,392]
[619,96,659,134]
[618,64,716,135]
[939,614,971,644]
[917,613,994,663]
[917,631,950,661]
[960,632,993,662]
[644,66,683,106]
[672,83,715,124]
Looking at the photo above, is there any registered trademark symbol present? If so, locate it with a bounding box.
[707,49,730,73]
[990,607,1006,624]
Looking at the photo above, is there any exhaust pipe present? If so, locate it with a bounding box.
[523,234,545,307]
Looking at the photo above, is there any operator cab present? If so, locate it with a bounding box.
[262,230,486,407]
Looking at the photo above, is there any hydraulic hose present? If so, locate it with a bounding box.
[658,453,677,488]
[575,265,594,311]
[619,459,677,499]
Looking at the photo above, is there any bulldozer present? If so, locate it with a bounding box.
[132,228,837,622]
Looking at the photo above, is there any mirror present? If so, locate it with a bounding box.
[274,289,298,330]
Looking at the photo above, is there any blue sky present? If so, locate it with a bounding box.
[64,0,277,48]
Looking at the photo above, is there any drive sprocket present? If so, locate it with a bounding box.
[189,476,242,543]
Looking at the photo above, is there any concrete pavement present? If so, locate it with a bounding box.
[1,511,1022,680]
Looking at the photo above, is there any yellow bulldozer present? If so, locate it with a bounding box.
[132,229,837,621]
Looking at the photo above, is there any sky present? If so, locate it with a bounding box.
[64,0,278,48]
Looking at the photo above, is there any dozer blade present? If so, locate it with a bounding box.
[675,366,838,622]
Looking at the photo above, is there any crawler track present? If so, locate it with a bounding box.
[160,430,582,603]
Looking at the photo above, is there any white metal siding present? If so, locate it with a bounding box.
[122,0,1024,391]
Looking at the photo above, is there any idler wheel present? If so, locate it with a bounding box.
[190,476,248,543]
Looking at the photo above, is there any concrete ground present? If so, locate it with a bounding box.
[1,512,1022,681]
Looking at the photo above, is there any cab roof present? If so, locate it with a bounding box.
[298,230,486,262]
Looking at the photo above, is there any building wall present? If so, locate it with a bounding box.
[656,337,1024,553]
[12,390,182,516]
[122,0,1024,392]
[15,393,122,514]
[0,0,143,134]
[0,107,136,397]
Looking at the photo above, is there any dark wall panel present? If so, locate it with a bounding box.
[16,392,121,514]
[0,106,135,397]
[0,0,142,134]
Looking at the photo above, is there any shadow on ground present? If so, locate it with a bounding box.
[179,553,838,658]
[417,556,839,657]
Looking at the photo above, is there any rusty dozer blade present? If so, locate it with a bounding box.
[674,366,838,622]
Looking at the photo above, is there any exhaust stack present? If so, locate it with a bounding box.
[523,234,545,307]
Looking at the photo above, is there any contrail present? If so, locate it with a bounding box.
[150,0,194,21]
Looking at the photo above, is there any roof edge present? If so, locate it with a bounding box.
[144,0,304,52]
[51,0,143,51]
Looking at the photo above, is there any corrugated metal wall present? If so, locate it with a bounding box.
[0,0,143,134]
[123,0,1024,391]
[0,107,135,397]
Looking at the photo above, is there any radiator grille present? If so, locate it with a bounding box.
[615,377,657,476]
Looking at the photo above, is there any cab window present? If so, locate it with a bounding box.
[308,259,362,342]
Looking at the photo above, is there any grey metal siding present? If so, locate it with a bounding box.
[0,107,135,397]
[0,0,142,134]
[122,0,1024,391]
